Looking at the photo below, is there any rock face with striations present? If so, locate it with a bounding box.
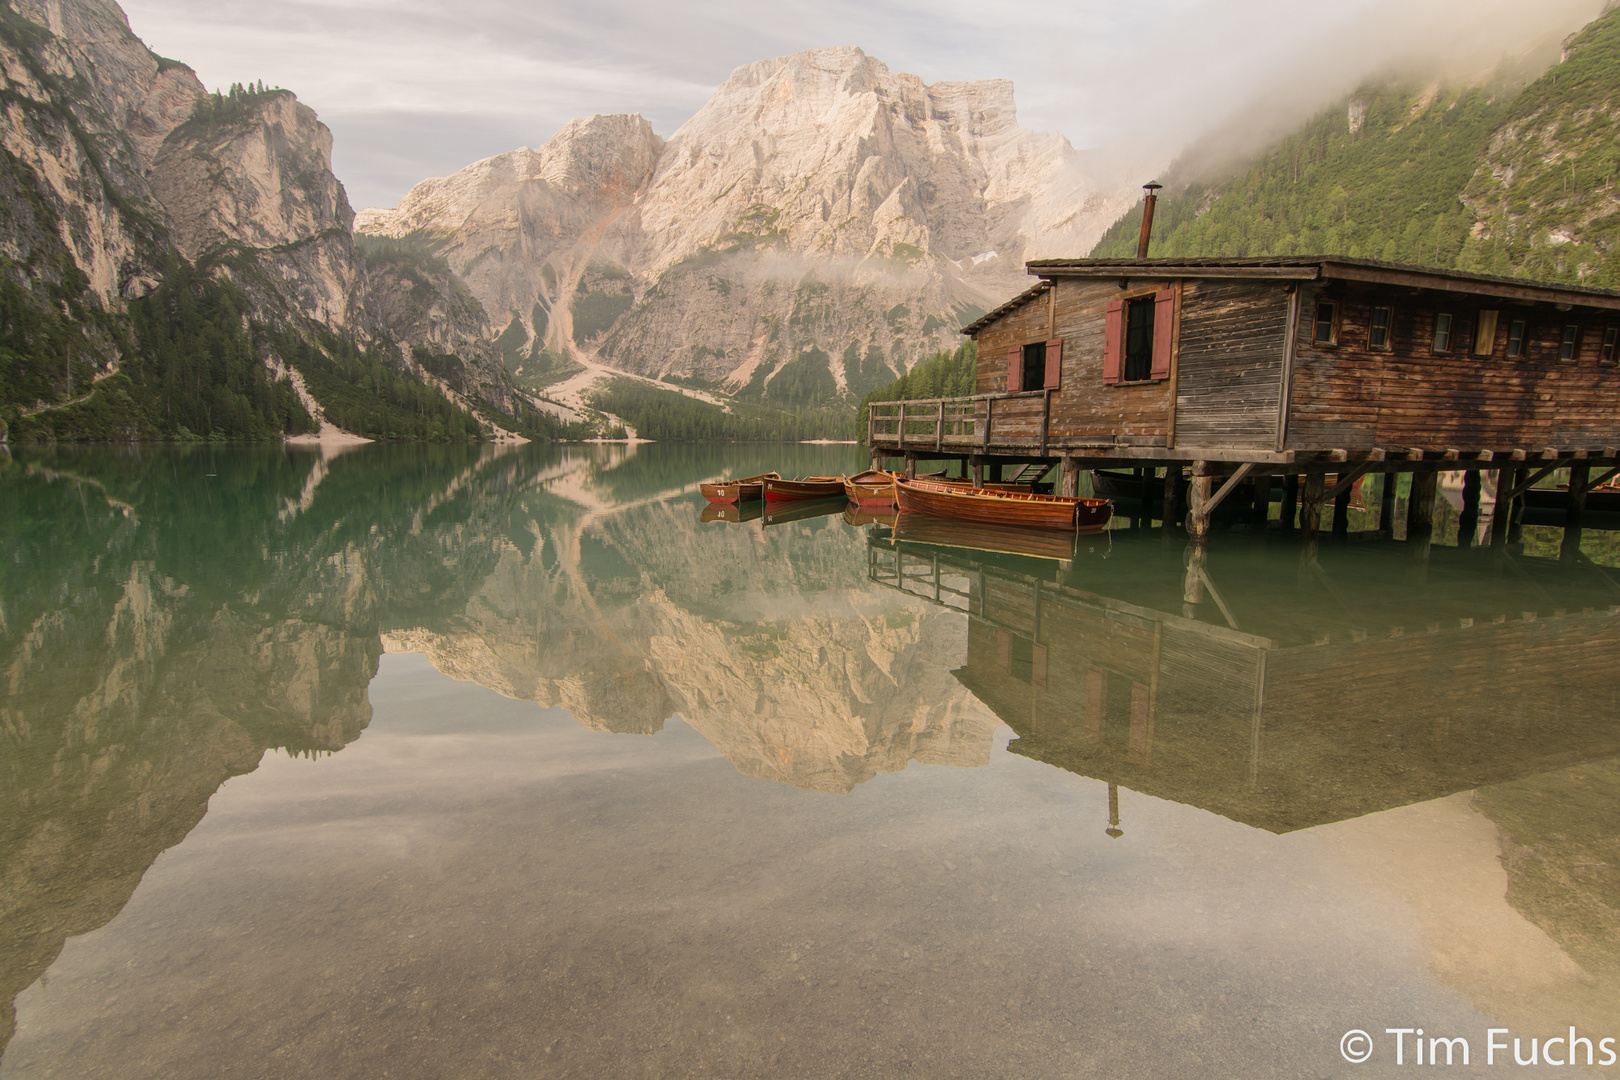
[358,48,1137,405]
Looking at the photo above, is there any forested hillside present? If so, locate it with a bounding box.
[1090,5,1620,287]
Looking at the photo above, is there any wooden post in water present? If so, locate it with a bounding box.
[1182,541,1207,616]
[970,455,984,490]
[1280,474,1300,532]
[1331,472,1352,540]
[1162,465,1181,535]
[1407,471,1437,543]
[1508,473,1527,544]
[1562,463,1590,563]
[1458,470,1481,549]
[1490,466,1516,546]
[1299,473,1326,551]
[1250,473,1272,530]
[904,452,917,479]
[1060,455,1080,498]
[1380,471,1398,536]
[1187,461,1214,541]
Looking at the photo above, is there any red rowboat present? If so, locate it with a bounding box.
[895,477,1111,533]
[764,476,845,502]
[844,469,899,507]
[700,471,780,503]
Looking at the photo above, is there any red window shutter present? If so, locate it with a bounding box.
[1006,346,1020,392]
[1151,288,1175,380]
[1103,300,1124,384]
[1043,338,1062,389]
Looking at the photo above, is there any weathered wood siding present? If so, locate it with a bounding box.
[974,278,1177,446]
[1173,281,1289,450]
[1288,281,1620,451]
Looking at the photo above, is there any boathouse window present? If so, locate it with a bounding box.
[1507,319,1527,358]
[1369,306,1392,349]
[1561,324,1580,362]
[1103,289,1174,385]
[1473,310,1499,356]
[1313,301,1337,345]
[1431,312,1454,353]
[1603,327,1618,365]
[1006,339,1063,391]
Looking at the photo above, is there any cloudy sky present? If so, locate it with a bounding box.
[118,0,1603,212]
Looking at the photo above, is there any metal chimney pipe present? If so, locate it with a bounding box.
[1135,182,1163,259]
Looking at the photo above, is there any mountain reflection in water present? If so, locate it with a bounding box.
[1,443,1616,1076]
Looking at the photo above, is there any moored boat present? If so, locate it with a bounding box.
[895,477,1111,533]
[1523,483,1620,514]
[764,476,846,502]
[700,471,780,503]
[844,469,900,507]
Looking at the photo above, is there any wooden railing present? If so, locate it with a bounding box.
[867,390,1054,453]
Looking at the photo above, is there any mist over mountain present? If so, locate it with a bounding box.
[1089,4,1620,288]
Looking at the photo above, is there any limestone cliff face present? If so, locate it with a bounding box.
[148,91,363,330]
[0,0,538,433]
[356,114,663,366]
[357,48,1135,402]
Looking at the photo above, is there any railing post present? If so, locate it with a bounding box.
[935,399,944,451]
[897,402,906,449]
[982,396,993,450]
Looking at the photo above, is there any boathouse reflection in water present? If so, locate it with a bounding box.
[868,528,1620,833]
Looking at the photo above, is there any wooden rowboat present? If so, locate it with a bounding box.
[700,471,780,503]
[764,475,846,502]
[844,469,900,507]
[895,477,1111,533]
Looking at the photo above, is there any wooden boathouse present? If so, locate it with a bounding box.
[868,256,1620,548]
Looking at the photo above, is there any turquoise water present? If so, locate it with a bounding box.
[1,443,1615,1078]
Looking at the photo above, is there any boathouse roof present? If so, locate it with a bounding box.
[961,255,1620,334]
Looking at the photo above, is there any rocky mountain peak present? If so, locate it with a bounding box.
[355,112,660,239]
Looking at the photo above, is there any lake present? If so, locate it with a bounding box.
[1,442,1615,1078]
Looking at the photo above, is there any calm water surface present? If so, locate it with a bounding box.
[1,443,1616,1078]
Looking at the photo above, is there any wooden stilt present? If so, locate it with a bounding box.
[1508,472,1526,544]
[1162,465,1181,534]
[970,457,984,490]
[1280,474,1300,532]
[1331,472,1351,540]
[1407,471,1437,543]
[1183,541,1207,615]
[1060,455,1079,498]
[1250,473,1272,529]
[1380,471,1398,536]
[1299,473,1326,547]
[1187,461,1214,541]
[1562,463,1590,562]
[1135,467,1150,528]
[1458,470,1481,549]
[1490,466,1515,546]
[904,451,917,479]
